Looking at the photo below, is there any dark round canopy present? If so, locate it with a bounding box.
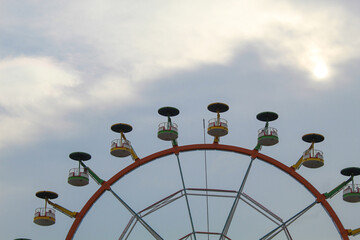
[256,112,278,122]
[341,167,360,177]
[158,107,180,117]
[111,123,133,133]
[69,152,91,161]
[207,102,229,113]
[36,191,58,200]
[302,133,325,143]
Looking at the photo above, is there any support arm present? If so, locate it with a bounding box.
[80,161,104,185]
[324,176,353,199]
[347,228,360,236]
[254,143,261,151]
[47,199,77,218]
[120,131,139,160]
[130,147,139,161]
[291,156,304,170]
[291,142,314,170]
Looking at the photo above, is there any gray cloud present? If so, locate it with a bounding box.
[2,1,360,239]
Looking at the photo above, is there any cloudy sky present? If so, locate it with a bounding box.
[2,0,360,239]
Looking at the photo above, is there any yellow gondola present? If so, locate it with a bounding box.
[34,191,58,226]
[301,134,324,168]
[110,123,133,157]
[207,103,229,139]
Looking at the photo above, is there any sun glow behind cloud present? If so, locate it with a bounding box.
[2,2,360,240]
[312,60,329,80]
[308,48,330,81]
[0,0,360,149]
[31,0,357,84]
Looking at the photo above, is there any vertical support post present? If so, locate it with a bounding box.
[45,198,48,211]
[203,119,210,240]
[120,131,126,142]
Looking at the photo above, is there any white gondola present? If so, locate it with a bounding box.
[343,184,360,203]
[68,152,91,187]
[157,106,180,142]
[256,112,279,147]
[158,122,178,141]
[68,168,89,186]
[257,127,279,146]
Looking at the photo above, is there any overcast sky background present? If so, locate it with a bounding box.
[2,1,360,239]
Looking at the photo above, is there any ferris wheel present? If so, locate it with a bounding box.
[33,103,360,239]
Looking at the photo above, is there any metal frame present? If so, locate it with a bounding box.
[119,188,291,240]
[66,143,349,240]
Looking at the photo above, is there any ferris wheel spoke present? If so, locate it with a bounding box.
[39,105,351,240]
[119,217,138,240]
[264,220,293,240]
[239,194,283,226]
[108,188,164,240]
[259,201,317,240]
[237,192,292,240]
[219,156,256,240]
[175,153,197,240]
[265,226,292,240]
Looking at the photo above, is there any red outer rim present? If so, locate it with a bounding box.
[66,143,349,240]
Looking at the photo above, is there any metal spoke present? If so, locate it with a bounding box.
[108,188,164,240]
[219,156,256,239]
[119,216,137,240]
[259,201,317,240]
[175,153,197,240]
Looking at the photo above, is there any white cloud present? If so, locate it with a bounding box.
[88,74,136,105]
[1,0,360,147]
[0,57,140,148]
[26,0,359,85]
[0,57,82,147]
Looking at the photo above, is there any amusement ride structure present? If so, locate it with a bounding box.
[33,103,360,239]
